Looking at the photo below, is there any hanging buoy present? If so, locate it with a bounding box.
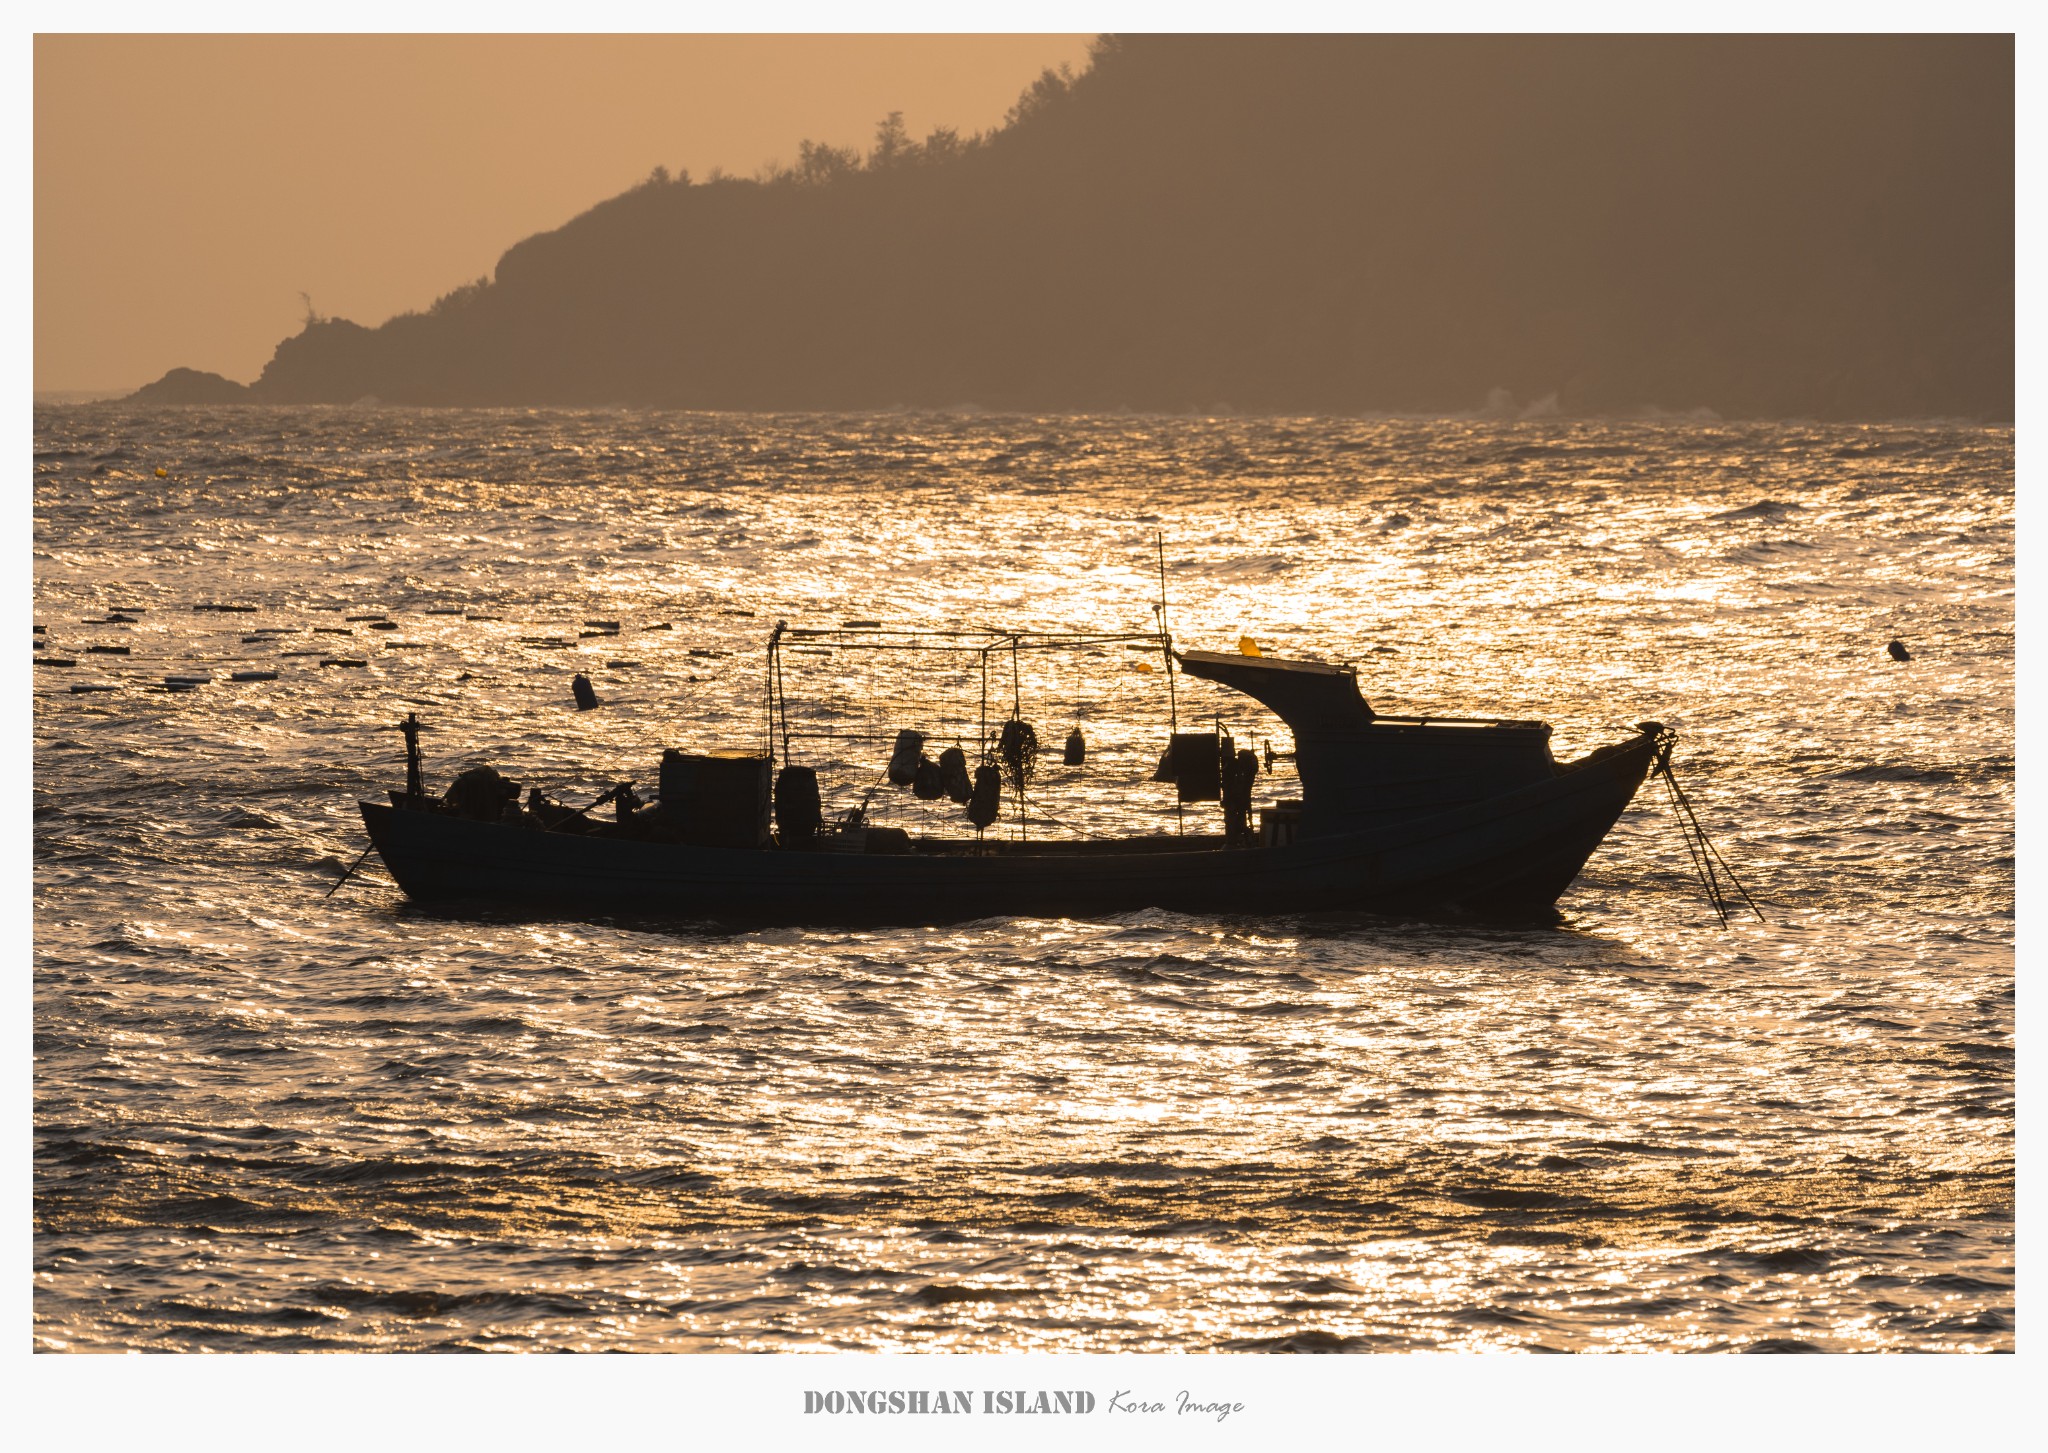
[887,728,926,786]
[912,755,945,800]
[1064,726,1086,766]
[774,765,823,845]
[1170,731,1225,803]
[938,746,973,803]
[572,673,600,710]
[1238,635,1262,657]
[967,763,1002,829]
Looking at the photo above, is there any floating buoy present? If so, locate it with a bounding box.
[938,746,972,803]
[1064,726,1086,766]
[572,673,600,710]
[912,755,945,800]
[888,729,926,786]
[154,466,168,478]
[85,645,130,655]
[366,621,399,631]
[425,607,465,615]
[1887,639,1912,662]
[164,674,211,686]
[36,657,77,668]
[583,620,621,631]
[230,670,278,682]
[606,659,640,669]
[967,763,1002,829]
[320,658,367,668]
[70,683,117,693]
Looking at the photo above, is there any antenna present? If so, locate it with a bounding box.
[767,620,790,764]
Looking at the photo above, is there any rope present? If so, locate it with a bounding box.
[1011,805,1122,840]
[1652,730,1764,926]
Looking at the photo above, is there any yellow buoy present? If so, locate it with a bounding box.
[1134,660,1154,673]
[1238,635,1262,657]
[154,467,168,478]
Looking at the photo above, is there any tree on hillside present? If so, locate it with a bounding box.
[869,111,912,169]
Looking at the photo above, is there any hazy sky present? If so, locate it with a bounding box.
[33,34,1097,393]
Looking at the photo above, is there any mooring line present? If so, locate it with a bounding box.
[1651,731,1763,926]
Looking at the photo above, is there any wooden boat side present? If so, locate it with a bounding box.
[359,727,1658,925]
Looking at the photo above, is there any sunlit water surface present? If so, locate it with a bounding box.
[33,407,2012,1352]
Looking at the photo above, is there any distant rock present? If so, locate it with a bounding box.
[127,367,251,404]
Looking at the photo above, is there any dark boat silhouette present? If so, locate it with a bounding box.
[357,643,1665,925]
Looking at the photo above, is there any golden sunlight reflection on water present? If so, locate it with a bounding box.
[32,409,2011,1351]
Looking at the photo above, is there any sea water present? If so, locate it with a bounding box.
[32,407,2013,1351]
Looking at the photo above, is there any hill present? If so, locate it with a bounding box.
[138,35,2014,418]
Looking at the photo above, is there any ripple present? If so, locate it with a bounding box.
[33,407,2013,1352]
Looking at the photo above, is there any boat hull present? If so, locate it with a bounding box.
[359,731,1657,926]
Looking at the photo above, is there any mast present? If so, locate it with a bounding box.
[765,621,788,764]
[1157,532,1183,835]
[1011,634,1026,842]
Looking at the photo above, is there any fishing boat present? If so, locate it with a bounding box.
[354,619,1676,925]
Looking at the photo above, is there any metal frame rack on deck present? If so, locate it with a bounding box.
[762,624,1188,840]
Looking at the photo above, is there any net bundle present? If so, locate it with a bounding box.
[996,717,1038,791]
